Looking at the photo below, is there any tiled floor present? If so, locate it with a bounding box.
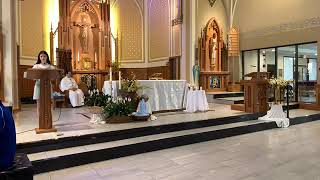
[34,119,320,180]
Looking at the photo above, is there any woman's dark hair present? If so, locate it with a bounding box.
[36,50,51,64]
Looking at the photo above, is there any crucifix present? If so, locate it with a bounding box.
[74,16,97,53]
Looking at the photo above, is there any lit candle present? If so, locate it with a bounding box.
[78,51,80,62]
[118,71,121,90]
[94,52,97,62]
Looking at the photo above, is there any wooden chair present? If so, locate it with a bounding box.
[63,82,89,107]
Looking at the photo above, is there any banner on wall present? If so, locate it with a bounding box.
[228,27,239,57]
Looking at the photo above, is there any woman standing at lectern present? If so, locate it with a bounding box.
[32,51,55,115]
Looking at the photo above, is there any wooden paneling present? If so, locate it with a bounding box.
[147,66,170,80]
[120,66,170,80]
[0,32,3,100]
[168,57,180,80]
[19,65,35,98]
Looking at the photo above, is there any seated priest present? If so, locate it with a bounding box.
[60,71,84,107]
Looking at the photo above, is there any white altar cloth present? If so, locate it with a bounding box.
[185,90,209,113]
[258,104,290,128]
[102,80,188,111]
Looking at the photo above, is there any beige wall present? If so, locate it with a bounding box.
[196,0,228,43]
[113,0,144,63]
[231,0,320,81]
[149,0,170,61]
[20,0,44,65]
[234,0,320,34]
[111,0,175,68]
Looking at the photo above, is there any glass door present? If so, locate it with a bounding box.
[298,43,317,103]
[278,46,296,101]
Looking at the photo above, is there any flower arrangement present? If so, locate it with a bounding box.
[102,97,136,118]
[121,74,141,93]
[111,61,121,72]
[268,78,292,103]
[268,78,292,89]
[85,89,111,107]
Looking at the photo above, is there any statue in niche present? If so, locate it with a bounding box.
[209,33,217,68]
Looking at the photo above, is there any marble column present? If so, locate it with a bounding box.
[1,0,19,110]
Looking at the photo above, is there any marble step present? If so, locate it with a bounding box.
[29,120,275,174]
[28,113,320,174]
[17,113,264,154]
[213,97,244,105]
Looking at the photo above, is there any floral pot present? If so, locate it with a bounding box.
[106,115,132,124]
[132,115,150,121]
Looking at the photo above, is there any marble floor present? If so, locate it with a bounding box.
[15,104,320,144]
[34,118,320,180]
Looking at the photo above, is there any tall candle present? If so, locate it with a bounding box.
[94,52,97,62]
[77,51,80,62]
[118,71,121,90]
[109,66,112,82]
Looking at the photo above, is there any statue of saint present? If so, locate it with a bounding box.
[209,33,217,67]
[192,60,200,87]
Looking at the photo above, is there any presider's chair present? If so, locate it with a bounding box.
[61,81,89,108]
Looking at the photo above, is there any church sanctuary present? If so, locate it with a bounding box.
[2,0,320,179]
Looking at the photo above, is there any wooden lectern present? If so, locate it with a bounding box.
[241,72,269,113]
[25,68,62,134]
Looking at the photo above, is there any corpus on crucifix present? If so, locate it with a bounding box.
[74,16,97,53]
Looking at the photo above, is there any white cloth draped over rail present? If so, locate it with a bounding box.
[60,77,84,107]
[103,80,188,112]
[258,104,290,128]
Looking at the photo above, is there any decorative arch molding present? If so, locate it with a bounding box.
[112,0,144,62]
[241,16,320,39]
[70,0,102,26]
[149,0,170,61]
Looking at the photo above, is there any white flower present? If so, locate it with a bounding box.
[128,97,131,102]
[97,89,99,93]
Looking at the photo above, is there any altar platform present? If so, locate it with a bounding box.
[14,104,320,174]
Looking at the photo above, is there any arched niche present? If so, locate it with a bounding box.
[70,0,101,70]
[202,18,223,72]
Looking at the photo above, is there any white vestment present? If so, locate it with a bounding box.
[60,76,84,107]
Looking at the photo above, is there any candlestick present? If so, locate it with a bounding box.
[118,71,121,90]
[109,66,112,82]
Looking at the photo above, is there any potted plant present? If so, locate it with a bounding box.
[102,97,136,123]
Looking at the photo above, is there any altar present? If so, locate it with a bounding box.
[103,80,188,112]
